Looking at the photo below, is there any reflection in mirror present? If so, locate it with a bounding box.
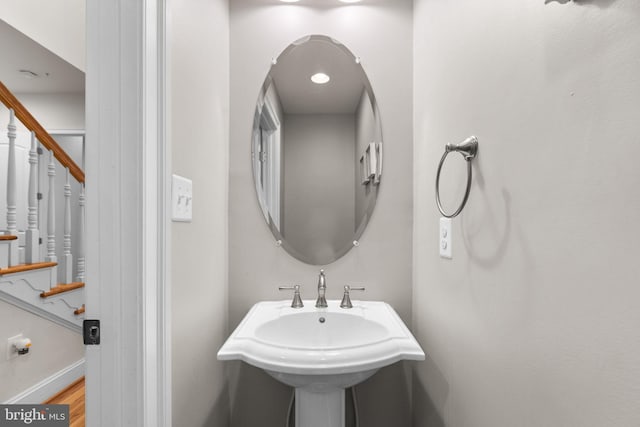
[252,35,382,265]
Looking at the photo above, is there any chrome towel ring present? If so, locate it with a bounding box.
[435,136,479,218]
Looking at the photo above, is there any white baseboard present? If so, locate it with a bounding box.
[4,358,85,404]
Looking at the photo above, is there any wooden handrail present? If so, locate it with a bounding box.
[0,80,85,183]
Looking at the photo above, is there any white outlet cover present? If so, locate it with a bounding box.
[439,217,452,259]
[6,333,23,360]
[172,174,193,222]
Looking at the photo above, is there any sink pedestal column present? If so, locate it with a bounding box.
[295,388,345,427]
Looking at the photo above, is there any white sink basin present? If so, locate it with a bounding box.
[255,311,389,349]
[218,300,424,383]
[218,300,424,427]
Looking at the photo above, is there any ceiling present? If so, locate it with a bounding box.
[270,37,366,114]
[0,19,84,94]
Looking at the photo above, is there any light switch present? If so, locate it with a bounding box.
[439,217,452,259]
[172,174,193,222]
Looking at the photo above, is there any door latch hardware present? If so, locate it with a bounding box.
[83,320,100,345]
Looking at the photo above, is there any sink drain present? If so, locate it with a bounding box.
[318,317,326,323]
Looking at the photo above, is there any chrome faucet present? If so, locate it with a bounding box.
[340,285,366,309]
[279,284,304,308]
[315,269,328,308]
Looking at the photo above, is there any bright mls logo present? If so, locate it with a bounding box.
[0,405,68,426]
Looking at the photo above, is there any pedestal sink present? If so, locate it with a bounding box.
[217,300,424,427]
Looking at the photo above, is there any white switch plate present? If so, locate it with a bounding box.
[6,333,23,360]
[439,217,452,259]
[172,174,193,222]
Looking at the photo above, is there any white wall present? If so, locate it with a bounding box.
[169,0,229,425]
[0,300,83,402]
[413,0,640,426]
[0,93,85,131]
[0,0,86,71]
[229,1,413,426]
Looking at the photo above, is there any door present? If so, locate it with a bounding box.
[85,1,170,425]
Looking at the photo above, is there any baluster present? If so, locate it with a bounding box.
[45,151,57,287]
[46,151,57,262]
[76,184,85,282]
[62,168,73,283]
[25,132,40,263]
[5,109,18,266]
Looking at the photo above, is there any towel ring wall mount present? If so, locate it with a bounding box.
[435,136,479,218]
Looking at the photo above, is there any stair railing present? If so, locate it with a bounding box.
[0,81,84,182]
[0,80,85,290]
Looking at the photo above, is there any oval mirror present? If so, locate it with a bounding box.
[251,35,383,265]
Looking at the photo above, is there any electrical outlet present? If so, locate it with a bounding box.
[6,334,23,360]
[172,174,193,222]
[439,217,452,259]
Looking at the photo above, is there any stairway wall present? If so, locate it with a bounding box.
[0,93,85,131]
[0,299,83,402]
[0,0,86,71]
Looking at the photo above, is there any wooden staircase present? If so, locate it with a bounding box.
[0,81,85,332]
[40,282,85,298]
[0,260,57,275]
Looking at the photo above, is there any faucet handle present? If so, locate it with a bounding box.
[340,285,365,309]
[279,285,304,308]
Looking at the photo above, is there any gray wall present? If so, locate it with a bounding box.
[229,1,413,426]
[170,0,229,425]
[413,0,640,426]
[283,113,355,263]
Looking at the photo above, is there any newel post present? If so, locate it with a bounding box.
[25,132,40,263]
[5,109,19,266]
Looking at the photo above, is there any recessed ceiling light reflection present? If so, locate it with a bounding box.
[339,0,362,3]
[310,73,330,84]
[280,0,300,3]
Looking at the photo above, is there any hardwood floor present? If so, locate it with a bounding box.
[44,377,85,427]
